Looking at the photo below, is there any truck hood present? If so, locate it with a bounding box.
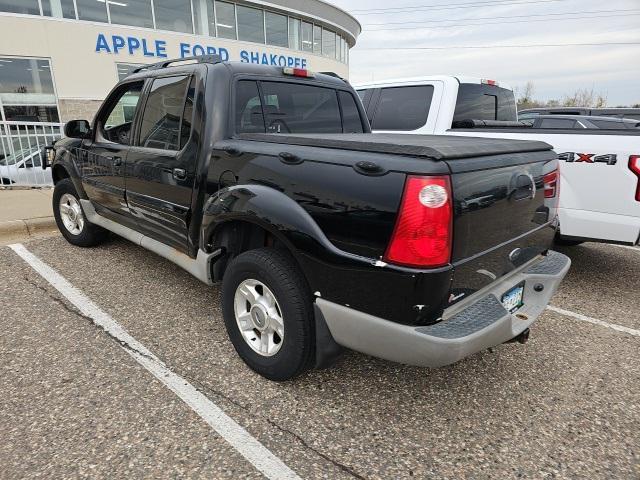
[237,133,553,160]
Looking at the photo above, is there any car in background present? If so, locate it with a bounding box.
[355,76,640,247]
[0,145,51,185]
[522,114,640,130]
[519,107,640,121]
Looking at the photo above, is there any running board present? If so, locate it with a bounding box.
[80,199,216,285]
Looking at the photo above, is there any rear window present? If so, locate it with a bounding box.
[538,118,578,129]
[371,86,433,131]
[235,80,363,134]
[453,83,517,123]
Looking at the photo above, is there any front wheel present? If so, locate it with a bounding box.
[221,248,314,381]
[53,178,107,247]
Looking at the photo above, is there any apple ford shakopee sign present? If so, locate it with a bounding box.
[95,33,309,69]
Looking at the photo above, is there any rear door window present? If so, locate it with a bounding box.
[370,86,433,131]
[338,91,364,133]
[453,84,517,122]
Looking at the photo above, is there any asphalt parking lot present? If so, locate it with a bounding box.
[1,234,638,479]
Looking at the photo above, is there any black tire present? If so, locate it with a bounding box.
[554,233,584,247]
[221,248,314,381]
[53,178,107,247]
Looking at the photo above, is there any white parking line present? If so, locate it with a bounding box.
[8,243,301,480]
[547,305,640,337]
[608,244,640,253]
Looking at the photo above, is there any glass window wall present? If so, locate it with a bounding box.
[154,0,193,33]
[237,5,264,44]
[0,1,349,63]
[0,57,59,122]
[0,0,40,15]
[109,0,154,29]
[265,12,287,48]
[313,25,322,55]
[216,1,237,39]
[42,0,75,19]
[288,17,300,50]
[76,0,108,22]
[301,21,312,52]
[322,29,335,58]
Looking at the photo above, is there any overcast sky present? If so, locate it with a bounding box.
[334,0,640,106]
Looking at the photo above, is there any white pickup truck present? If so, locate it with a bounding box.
[355,77,640,246]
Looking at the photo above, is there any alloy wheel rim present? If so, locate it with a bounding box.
[59,193,85,235]
[233,279,284,357]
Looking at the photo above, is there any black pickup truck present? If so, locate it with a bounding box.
[47,56,570,380]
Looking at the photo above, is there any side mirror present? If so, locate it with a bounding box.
[64,119,91,139]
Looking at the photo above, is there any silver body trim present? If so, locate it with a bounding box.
[80,199,215,285]
[317,251,571,368]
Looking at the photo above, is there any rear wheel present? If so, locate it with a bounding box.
[554,233,584,247]
[221,248,314,381]
[53,178,107,247]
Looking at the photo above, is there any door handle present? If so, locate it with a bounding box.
[172,168,187,180]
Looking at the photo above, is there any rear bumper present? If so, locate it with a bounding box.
[558,207,640,245]
[317,250,570,368]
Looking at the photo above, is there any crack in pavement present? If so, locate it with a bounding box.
[182,375,369,480]
[22,274,156,362]
[22,272,369,480]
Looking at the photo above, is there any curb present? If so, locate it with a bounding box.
[0,217,57,241]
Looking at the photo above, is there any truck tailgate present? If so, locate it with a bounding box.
[446,150,559,296]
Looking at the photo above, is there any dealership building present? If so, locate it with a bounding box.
[0,0,360,123]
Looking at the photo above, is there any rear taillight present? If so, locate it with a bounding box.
[629,155,640,201]
[543,169,559,198]
[384,176,453,268]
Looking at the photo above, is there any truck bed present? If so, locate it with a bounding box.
[238,133,552,160]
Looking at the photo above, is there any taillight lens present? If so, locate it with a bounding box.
[629,155,640,201]
[544,169,559,198]
[384,176,453,268]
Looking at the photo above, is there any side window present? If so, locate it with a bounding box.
[138,75,190,151]
[338,91,364,133]
[539,118,576,129]
[235,80,265,133]
[100,82,143,144]
[356,88,373,114]
[180,77,196,148]
[371,86,433,131]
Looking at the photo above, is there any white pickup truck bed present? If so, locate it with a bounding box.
[355,77,640,245]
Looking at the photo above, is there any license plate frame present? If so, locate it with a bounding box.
[501,282,525,313]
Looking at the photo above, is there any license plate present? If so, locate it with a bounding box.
[502,283,524,313]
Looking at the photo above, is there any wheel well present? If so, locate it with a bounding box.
[210,220,291,281]
[52,165,70,184]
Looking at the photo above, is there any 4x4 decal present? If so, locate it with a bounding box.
[558,152,617,165]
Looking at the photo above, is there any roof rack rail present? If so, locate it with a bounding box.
[132,55,223,74]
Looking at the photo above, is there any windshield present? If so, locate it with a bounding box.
[453,83,517,123]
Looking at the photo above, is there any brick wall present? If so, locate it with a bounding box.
[58,99,103,123]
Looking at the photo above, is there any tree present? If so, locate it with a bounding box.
[516,82,611,109]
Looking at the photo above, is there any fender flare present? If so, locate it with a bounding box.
[201,184,336,256]
[51,145,88,199]
[200,184,375,266]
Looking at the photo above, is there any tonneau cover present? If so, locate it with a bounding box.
[237,133,553,160]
